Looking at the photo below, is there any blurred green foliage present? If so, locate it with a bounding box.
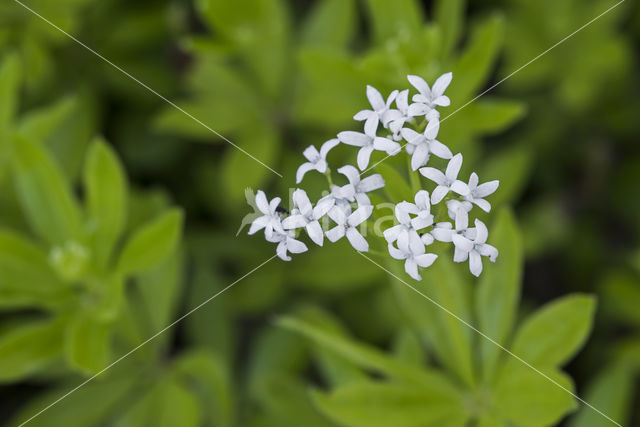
[1,0,639,426]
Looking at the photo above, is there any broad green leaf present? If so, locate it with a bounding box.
[0,317,64,382]
[567,361,634,427]
[174,350,234,427]
[0,229,67,307]
[449,14,504,103]
[277,315,460,393]
[390,256,476,387]
[116,209,183,275]
[434,0,466,59]
[493,367,576,427]
[391,328,424,366]
[301,0,356,49]
[476,209,522,381]
[9,375,138,427]
[84,137,128,268]
[10,134,85,246]
[363,0,423,44]
[311,380,467,427]
[376,163,414,202]
[464,99,527,134]
[0,52,20,133]
[509,294,596,368]
[18,96,76,143]
[65,312,112,375]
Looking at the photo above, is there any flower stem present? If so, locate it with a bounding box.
[324,168,334,187]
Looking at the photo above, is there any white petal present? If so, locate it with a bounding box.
[320,138,340,158]
[248,215,270,235]
[446,154,463,180]
[357,145,375,170]
[430,185,449,204]
[424,119,440,140]
[397,231,410,253]
[408,230,425,255]
[387,242,405,260]
[421,233,434,245]
[473,198,492,213]
[282,214,308,230]
[419,167,446,185]
[395,202,417,224]
[328,205,348,225]
[407,75,430,95]
[346,227,369,252]
[302,145,320,162]
[404,258,420,280]
[355,193,371,206]
[407,103,429,117]
[395,89,409,111]
[313,197,334,219]
[411,143,430,170]
[425,109,440,122]
[338,131,369,147]
[293,189,313,216]
[414,190,430,210]
[373,137,401,155]
[287,237,308,254]
[433,95,450,107]
[366,85,386,111]
[452,233,474,252]
[455,208,469,230]
[474,219,488,244]
[255,190,269,214]
[401,127,422,145]
[453,247,469,263]
[411,214,433,230]
[337,165,361,186]
[364,114,379,136]
[358,174,385,192]
[353,109,372,121]
[348,205,373,227]
[325,226,345,242]
[429,140,452,159]
[296,162,315,184]
[306,221,324,246]
[415,253,437,268]
[475,180,500,198]
[276,242,291,261]
[468,172,479,189]
[450,180,470,196]
[431,225,453,242]
[269,197,282,215]
[469,250,483,277]
[478,244,498,262]
[383,224,403,243]
[431,72,452,97]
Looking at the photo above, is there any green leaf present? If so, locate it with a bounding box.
[493,367,577,427]
[10,134,85,246]
[363,0,423,44]
[434,0,466,59]
[301,0,356,49]
[476,209,522,381]
[116,209,183,275]
[65,312,112,375]
[567,361,634,427]
[0,52,20,133]
[464,99,527,134]
[311,380,467,427]
[0,318,64,382]
[174,350,234,427]
[277,315,459,393]
[509,294,596,368]
[376,163,414,202]
[480,143,533,207]
[0,229,67,308]
[84,137,128,268]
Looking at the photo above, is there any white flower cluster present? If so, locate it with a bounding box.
[248,72,500,279]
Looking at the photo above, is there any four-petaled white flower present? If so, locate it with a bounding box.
[354,85,398,132]
[420,153,464,204]
[266,229,308,261]
[388,231,438,281]
[401,120,453,170]
[325,205,373,252]
[337,165,385,206]
[338,119,401,170]
[248,190,285,238]
[296,138,340,184]
[282,189,333,246]
[450,218,498,277]
[407,72,452,121]
[383,201,423,245]
[431,207,473,249]
[387,89,411,140]
[450,172,499,213]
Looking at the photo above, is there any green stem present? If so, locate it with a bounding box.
[324,168,334,187]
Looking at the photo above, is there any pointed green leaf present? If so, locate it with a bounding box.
[301,0,356,49]
[376,163,414,202]
[363,0,423,44]
[0,52,20,133]
[509,294,596,368]
[434,0,466,59]
[65,312,112,375]
[116,209,183,275]
[84,137,128,268]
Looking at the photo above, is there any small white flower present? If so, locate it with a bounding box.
[353,85,398,132]
[282,189,333,246]
[325,205,373,252]
[387,89,411,140]
[450,219,498,277]
[266,229,308,261]
[296,138,340,184]
[248,190,285,238]
[446,199,472,220]
[338,119,401,170]
[337,165,385,206]
[407,72,452,120]
[419,153,464,204]
[388,230,437,281]
[383,201,423,245]
[450,172,500,213]
[431,207,473,246]
[401,120,453,170]
[411,191,435,245]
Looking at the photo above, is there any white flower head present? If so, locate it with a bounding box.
[450,172,500,213]
[248,190,285,238]
[296,138,340,184]
[354,85,398,132]
[338,119,401,170]
[282,189,333,246]
[266,229,308,261]
[401,119,453,170]
[450,219,498,277]
[337,165,385,206]
[407,72,452,120]
[325,205,373,252]
[419,153,464,204]
[383,201,423,244]
[388,231,437,281]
